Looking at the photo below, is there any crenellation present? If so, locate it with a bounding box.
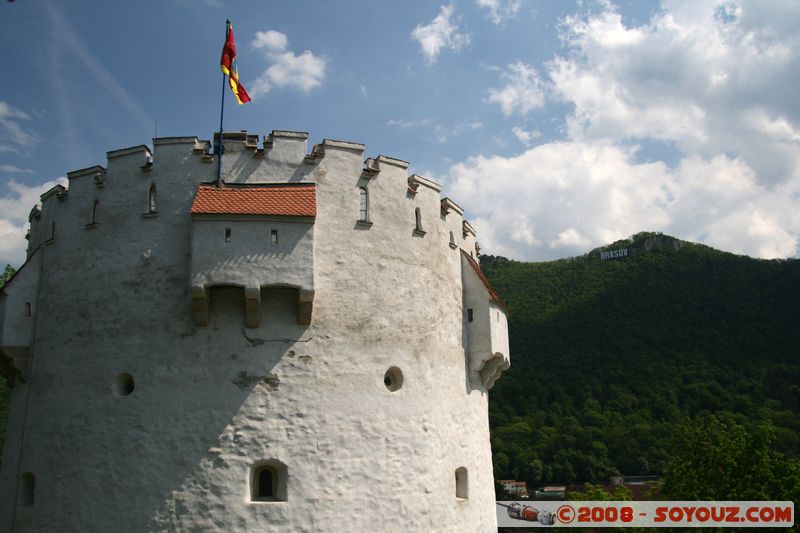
[441,198,465,251]
[154,136,206,166]
[40,184,66,204]
[304,143,324,164]
[262,130,309,165]
[191,139,213,154]
[67,164,106,182]
[441,197,463,217]
[321,138,365,153]
[374,154,409,170]
[37,187,67,249]
[463,220,476,237]
[20,131,477,276]
[28,205,41,223]
[270,130,309,140]
[154,136,202,146]
[462,220,478,260]
[106,144,152,160]
[361,157,380,178]
[408,173,443,193]
[215,131,249,155]
[106,145,152,178]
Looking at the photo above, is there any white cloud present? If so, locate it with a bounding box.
[250,31,326,96]
[551,227,592,249]
[437,121,483,143]
[0,177,67,266]
[387,118,481,143]
[251,30,287,53]
[464,0,800,260]
[0,164,33,174]
[487,62,545,116]
[386,118,432,129]
[548,0,800,186]
[449,141,799,260]
[0,101,35,153]
[477,0,522,25]
[411,4,471,65]
[512,126,540,145]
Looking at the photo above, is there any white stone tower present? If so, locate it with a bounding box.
[0,130,510,532]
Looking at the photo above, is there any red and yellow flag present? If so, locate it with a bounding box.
[220,22,251,104]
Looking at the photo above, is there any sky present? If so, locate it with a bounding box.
[1,0,799,266]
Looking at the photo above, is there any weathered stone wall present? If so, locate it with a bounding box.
[0,131,508,532]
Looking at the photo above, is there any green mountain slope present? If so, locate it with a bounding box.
[482,232,800,486]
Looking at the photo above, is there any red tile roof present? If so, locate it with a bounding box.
[462,250,509,314]
[190,183,316,217]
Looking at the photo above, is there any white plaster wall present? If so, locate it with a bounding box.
[0,252,40,349]
[461,256,510,390]
[463,257,492,359]
[307,145,497,532]
[441,201,465,251]
[462,230,478,262]
[220,131,310,183]
[191,218,314,292]
[489,302,510,359]
[0,132,505,532]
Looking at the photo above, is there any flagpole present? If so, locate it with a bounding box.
[217,19,230,187]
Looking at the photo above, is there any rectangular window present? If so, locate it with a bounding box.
[270,230,278,245]
[467,308,473,322]
[225,228,231,243]
[25,302,31,317]
[359,188,368,222]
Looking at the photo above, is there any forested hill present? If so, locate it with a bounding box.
[482,232,800,486]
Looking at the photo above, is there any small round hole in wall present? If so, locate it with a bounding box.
[114,373,135,396]
[383,367,403,392]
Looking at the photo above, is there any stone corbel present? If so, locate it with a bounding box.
[297,289,314,325]
[471,352,510,390]
[191,285,209,326]
[244,286,261,328]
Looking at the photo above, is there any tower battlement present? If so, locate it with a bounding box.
[1,129,509,532]
[27,131,480,261]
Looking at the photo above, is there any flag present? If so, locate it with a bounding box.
[220,22,251,104]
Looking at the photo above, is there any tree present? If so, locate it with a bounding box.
[569,483,632,501]
[0,264,15,288]
[661,415,800,501]
[484,237,800,485]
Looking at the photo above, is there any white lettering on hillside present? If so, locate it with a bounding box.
[600,247,628,260]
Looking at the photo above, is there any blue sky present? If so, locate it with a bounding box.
[1,0,799,265]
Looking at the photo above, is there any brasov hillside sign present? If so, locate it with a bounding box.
[600,247,628,260]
